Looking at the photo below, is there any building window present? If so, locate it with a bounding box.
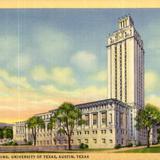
[115,45,117,98]
[110,129,112,133]
[93,113,98,125]
[93,139,97,144]
[102,138,106,143]
[85,139,88,144]
[120,113,123,127]
[85,114,89,126]
[121,138,123,145]
[110,113,112,124]
[101,112,107,125]
[78,139,81,144]
[101,130,106,134]
[77,131,82,135]
[120,43,122,100]
[92,130,97,134]
[109,139,113,143]
[124,41,127,102]
[85,131,89,134]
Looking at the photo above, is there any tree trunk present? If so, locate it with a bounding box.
[32,128,36,146]
[68,135,71,150]
[34,128,37,146]
[147,129,151,148]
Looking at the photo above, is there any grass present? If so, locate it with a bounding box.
[0,147,113,153]
[2,145,160,153]
[116,145,160,153]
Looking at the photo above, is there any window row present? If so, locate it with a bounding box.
[77,129,113,135]
[84,112,112,126]
[78,138,113,144]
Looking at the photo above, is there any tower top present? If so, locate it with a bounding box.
[118,15,134,29]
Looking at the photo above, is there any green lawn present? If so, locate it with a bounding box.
[116,146,160,153]
[0,147,112,153]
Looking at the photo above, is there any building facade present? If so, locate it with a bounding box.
[13,99,129,148]
[13,15,148,148]
[107,15,145,145]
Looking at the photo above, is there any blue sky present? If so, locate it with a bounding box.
[0,9,160,122]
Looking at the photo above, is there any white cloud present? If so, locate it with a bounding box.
[51,67,77,86]
[40,83,107,103]
[31,65,49,82]
[0,67,108,122]
[71,51,98,72]
[74,86,107,101]
[31,66,77,87]
[0,68,32,90]
[90,70,107,82]
[145,70,160,93]
[146,95,160,109]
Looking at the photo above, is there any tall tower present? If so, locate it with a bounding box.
[107,15,145,144]
[107,15,144,108]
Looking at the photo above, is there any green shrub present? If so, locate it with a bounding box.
[12,141,18,145]
[136,141,142,146]
[126,143,133,147]
[79,143,89,149]
[27,141,33,145]
[2,141,18,146]
[2,143,8,146]
[114,144,121,149]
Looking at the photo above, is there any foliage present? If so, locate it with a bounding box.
[23,139,32,145]
[126,143,133,147]
[49,102,85,150]
[114,144,121,149]
[27,141,33,145]
[136,141,142,146]
[135,103,160,148]
[2,127,13,139]
[3,140,17,146]
[157,128,160,144]
[24,138,27,143]
[27,116,45,145]
[79,143,89,149]
[0,128,3,139]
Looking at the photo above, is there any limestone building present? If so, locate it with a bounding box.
[13,15,147,148]
[13,99,129,148]
[107,15,145,145]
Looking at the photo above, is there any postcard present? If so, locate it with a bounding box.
[0,0,160,160]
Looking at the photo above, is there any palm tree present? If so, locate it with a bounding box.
[26,116,45,146]
[48,102,84,150]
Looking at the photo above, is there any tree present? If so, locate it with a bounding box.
[48,102,84,150]
[0,128,3,139]
[27,116,45,146]
[47,115,56,146]
[135,104,160,148]
[157,128,160,143]
[3,127,13,139]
